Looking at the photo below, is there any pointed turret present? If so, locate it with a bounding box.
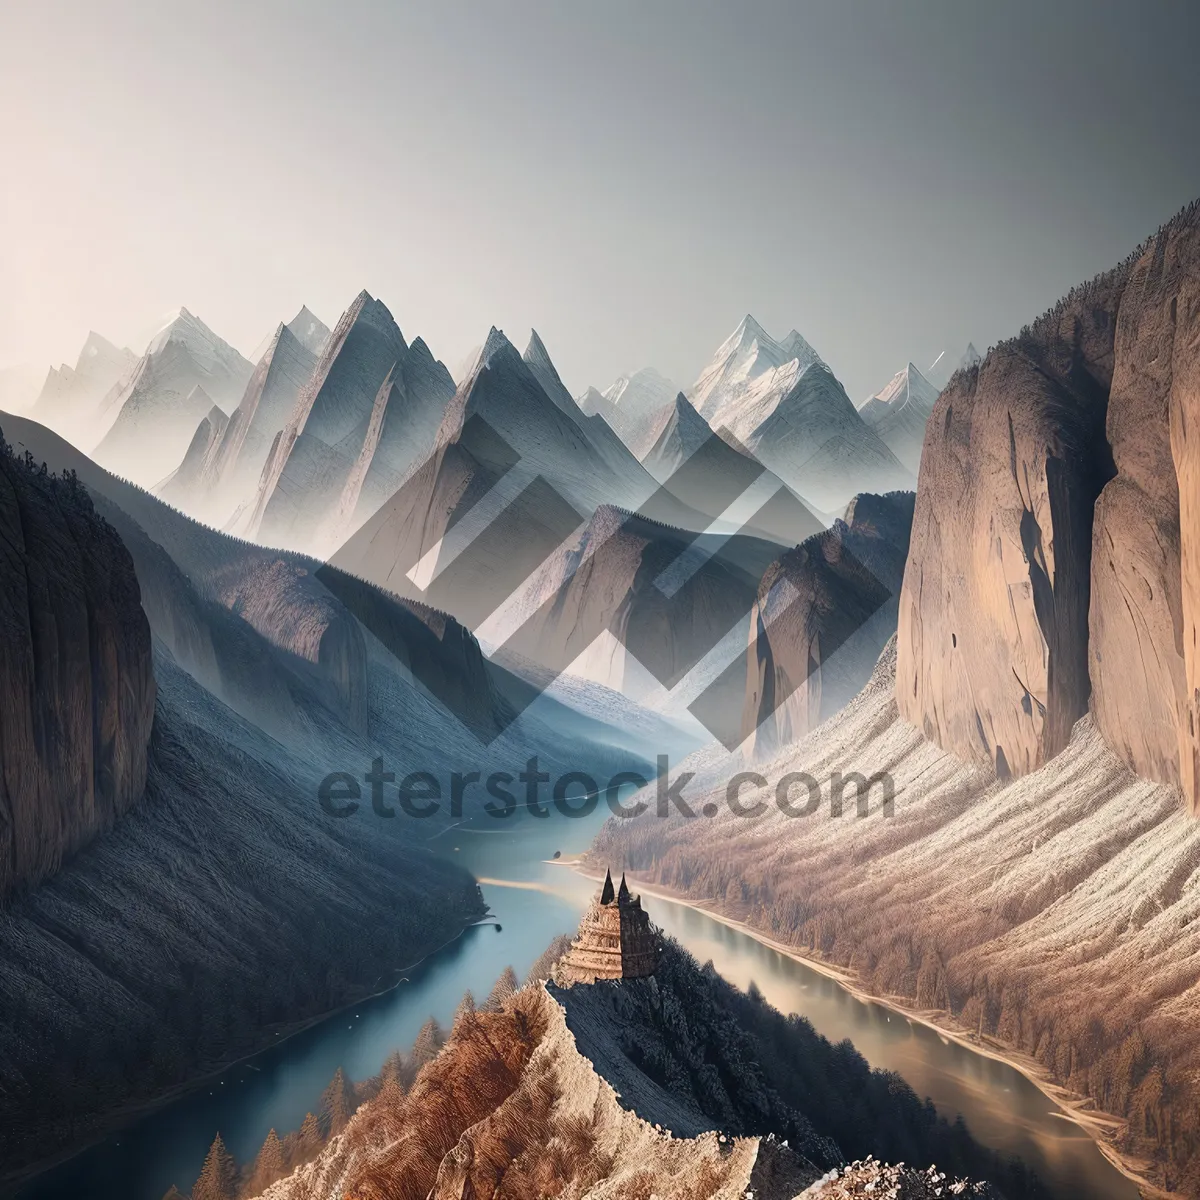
[554,867,660,985]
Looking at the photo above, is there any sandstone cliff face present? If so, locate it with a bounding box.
[896,258,1127,777]
[0,440,155,898]
[1090,227,1190,799]
[897,201,1200,803]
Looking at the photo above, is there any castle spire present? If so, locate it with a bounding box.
[618,872,631,904]
[600,868,615,905]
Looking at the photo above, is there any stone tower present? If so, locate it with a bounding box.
[555,869,660,985]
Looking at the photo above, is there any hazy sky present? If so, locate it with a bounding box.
[4,0,1200,401]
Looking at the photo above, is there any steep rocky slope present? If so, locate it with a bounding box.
[0,412,645,1186]
[0,435,155,898]
[896,199,1200,800]
[181,322,317,526]
[0,650,485,1186]
[247,292,455,554]
[737,491,915,758]
[156,395,228,508]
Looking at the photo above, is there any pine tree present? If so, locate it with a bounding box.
[379,1048,405,1087]
[405,1019,444,1083]
[452,990,476,1032]
[319,1067,356,1138]
[244,1128,285,1196]
[295,1111,322,1162]
[483,966,519,1011]
[192,1132,239,1200]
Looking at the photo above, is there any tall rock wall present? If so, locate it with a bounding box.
[0,440,155,897]
[898,200,1200,807]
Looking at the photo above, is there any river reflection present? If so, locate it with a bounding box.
[18,806,1138,1200]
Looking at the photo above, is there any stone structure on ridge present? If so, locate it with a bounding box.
[555,869,660,985]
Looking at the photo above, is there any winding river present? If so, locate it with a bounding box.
[19,804,1138,1200]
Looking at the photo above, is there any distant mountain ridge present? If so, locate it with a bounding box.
[858,361,940,473]
[686,315,912,510]
[93,308,254,487]
[28,331,137,443]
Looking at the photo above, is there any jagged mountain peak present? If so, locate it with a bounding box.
[285,305,330,355]
[861,361,939,418]
[478,325,519,369]
[144,308,249,374]
[691,315,828,428]
[523,327,553,366]
[522,329,577,414]
[602,366,677,408]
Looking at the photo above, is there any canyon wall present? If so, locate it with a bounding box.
[0,438,155,897]
[898,201,1200,805]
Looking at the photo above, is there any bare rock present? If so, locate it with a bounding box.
[743,491,914,759]
[0,438,154,897]
[896,267,1126,776]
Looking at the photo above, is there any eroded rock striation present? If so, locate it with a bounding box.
[0,434,155,898]
[897,199,1200,802]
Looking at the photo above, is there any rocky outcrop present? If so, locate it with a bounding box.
[897,199,1200,800]
[897,261,1127,777]
[0,435,155,898]
[740,491,914,758]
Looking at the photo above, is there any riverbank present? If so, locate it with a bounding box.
[5,916,487,1199]
[562,861,1170,1200]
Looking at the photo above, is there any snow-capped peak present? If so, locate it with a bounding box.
[860,361,939,417]
[690,315,825,426]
